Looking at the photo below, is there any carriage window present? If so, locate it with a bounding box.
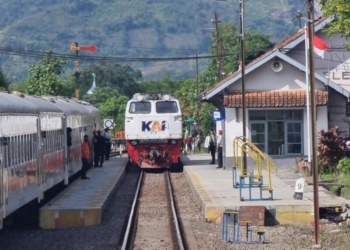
[156,101,178,113]
[129,102,151,114]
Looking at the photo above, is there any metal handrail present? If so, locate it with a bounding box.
[233,136,277,191]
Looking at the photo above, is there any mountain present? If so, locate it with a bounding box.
[0,0,319,82]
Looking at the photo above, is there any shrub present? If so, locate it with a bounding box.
[317,126,346,174]
[337,157,350,175]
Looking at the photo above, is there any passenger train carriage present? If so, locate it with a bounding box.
[0,91,101,229]
[125,93,183,171]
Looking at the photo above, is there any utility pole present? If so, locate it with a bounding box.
[239,0,247,171]
[196,51,200,135]
[295,10,302,29]
[72,42,80,100]
[307,0,320,246]
[213,12,223,81]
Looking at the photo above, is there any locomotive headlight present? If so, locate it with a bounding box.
[137,95,144,101]
[170,140,177,145]
[131,140,138,146]
[162,94,170,101]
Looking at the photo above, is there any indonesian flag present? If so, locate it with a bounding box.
[306,28,329,59]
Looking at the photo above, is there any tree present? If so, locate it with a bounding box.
[208,24,274,80]
[11,50,74,96]
[0,68,8,91]
[82,86,129,131]
[77,62,143,98]
[320,0,350,49]
[142,76,179,94]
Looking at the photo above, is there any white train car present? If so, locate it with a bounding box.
[125,93,183,171]
[0,92,101,229]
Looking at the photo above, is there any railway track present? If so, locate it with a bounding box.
[121,170,186,250]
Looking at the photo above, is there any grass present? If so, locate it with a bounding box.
[320,173,350,199]
[319,173,339,181]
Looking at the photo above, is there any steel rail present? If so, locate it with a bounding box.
[121,170,144,250]
[166,170,186,250]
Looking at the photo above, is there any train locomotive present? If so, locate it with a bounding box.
[0,91,101,229]
[125,93,183,171]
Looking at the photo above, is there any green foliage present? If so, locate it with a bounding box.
[141,76,179,94]
[11,50,74,96]
[0,67,8,91]
[207,23,274,83]
[77,63,143,98]
[317,126,346,174]
[337,157,350,175]
[319,0,350,49]
[82,86,128,131]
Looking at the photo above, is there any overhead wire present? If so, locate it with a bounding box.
[275,1,306,45]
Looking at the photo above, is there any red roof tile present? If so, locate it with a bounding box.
[223,90,328,108]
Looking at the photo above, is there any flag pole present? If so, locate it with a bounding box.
[305,24,312,163]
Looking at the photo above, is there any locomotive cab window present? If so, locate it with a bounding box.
[156,101,178,113]
[129,102,151,114]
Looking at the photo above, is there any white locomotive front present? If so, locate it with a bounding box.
[125,93,183,170]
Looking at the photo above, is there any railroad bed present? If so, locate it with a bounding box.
[122,171,185,250]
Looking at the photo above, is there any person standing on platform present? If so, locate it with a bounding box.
[81,135,90,179]
[103,128,112,160]
[208,128,216,164]
[186,135,192,154]
[196,133,201,151]
[92,130,99,167]
[97,130,105,167]
[217,130,223,169]
[67,127,72,164]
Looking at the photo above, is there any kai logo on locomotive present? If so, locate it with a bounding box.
[142,120,169,132]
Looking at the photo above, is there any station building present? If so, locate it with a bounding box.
[199,16,350,169]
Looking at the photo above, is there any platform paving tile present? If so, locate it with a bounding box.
[39,156,128,229]
[183,154,349,225]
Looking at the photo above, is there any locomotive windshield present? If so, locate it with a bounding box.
[129,102,151,113]
[156,101,178,113]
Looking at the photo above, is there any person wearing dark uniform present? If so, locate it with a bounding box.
[103,128,111,160]
[67,127,72,164]
[81,135,90,179]
[93,130,99,167]
[97,130,105,167]
[208,128,216,164]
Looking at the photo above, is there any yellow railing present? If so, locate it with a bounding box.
[233,136,277,191]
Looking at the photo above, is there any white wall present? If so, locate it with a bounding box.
[224,107,244,157]
[288,32,350,92]
[327,89,349,137]
[227,58,325,92]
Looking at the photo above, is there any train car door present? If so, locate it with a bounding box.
[37,118,45,189]
[62,116,69,185]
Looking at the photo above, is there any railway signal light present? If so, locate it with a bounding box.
[70,42,97,100]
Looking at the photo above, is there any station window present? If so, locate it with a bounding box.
[156,101,178,113]
[129,102,151,114]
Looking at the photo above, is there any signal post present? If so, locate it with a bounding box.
[70,43,97,100]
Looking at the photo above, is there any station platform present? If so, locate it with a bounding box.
[39,155,128,229]
[182,154,349,226]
